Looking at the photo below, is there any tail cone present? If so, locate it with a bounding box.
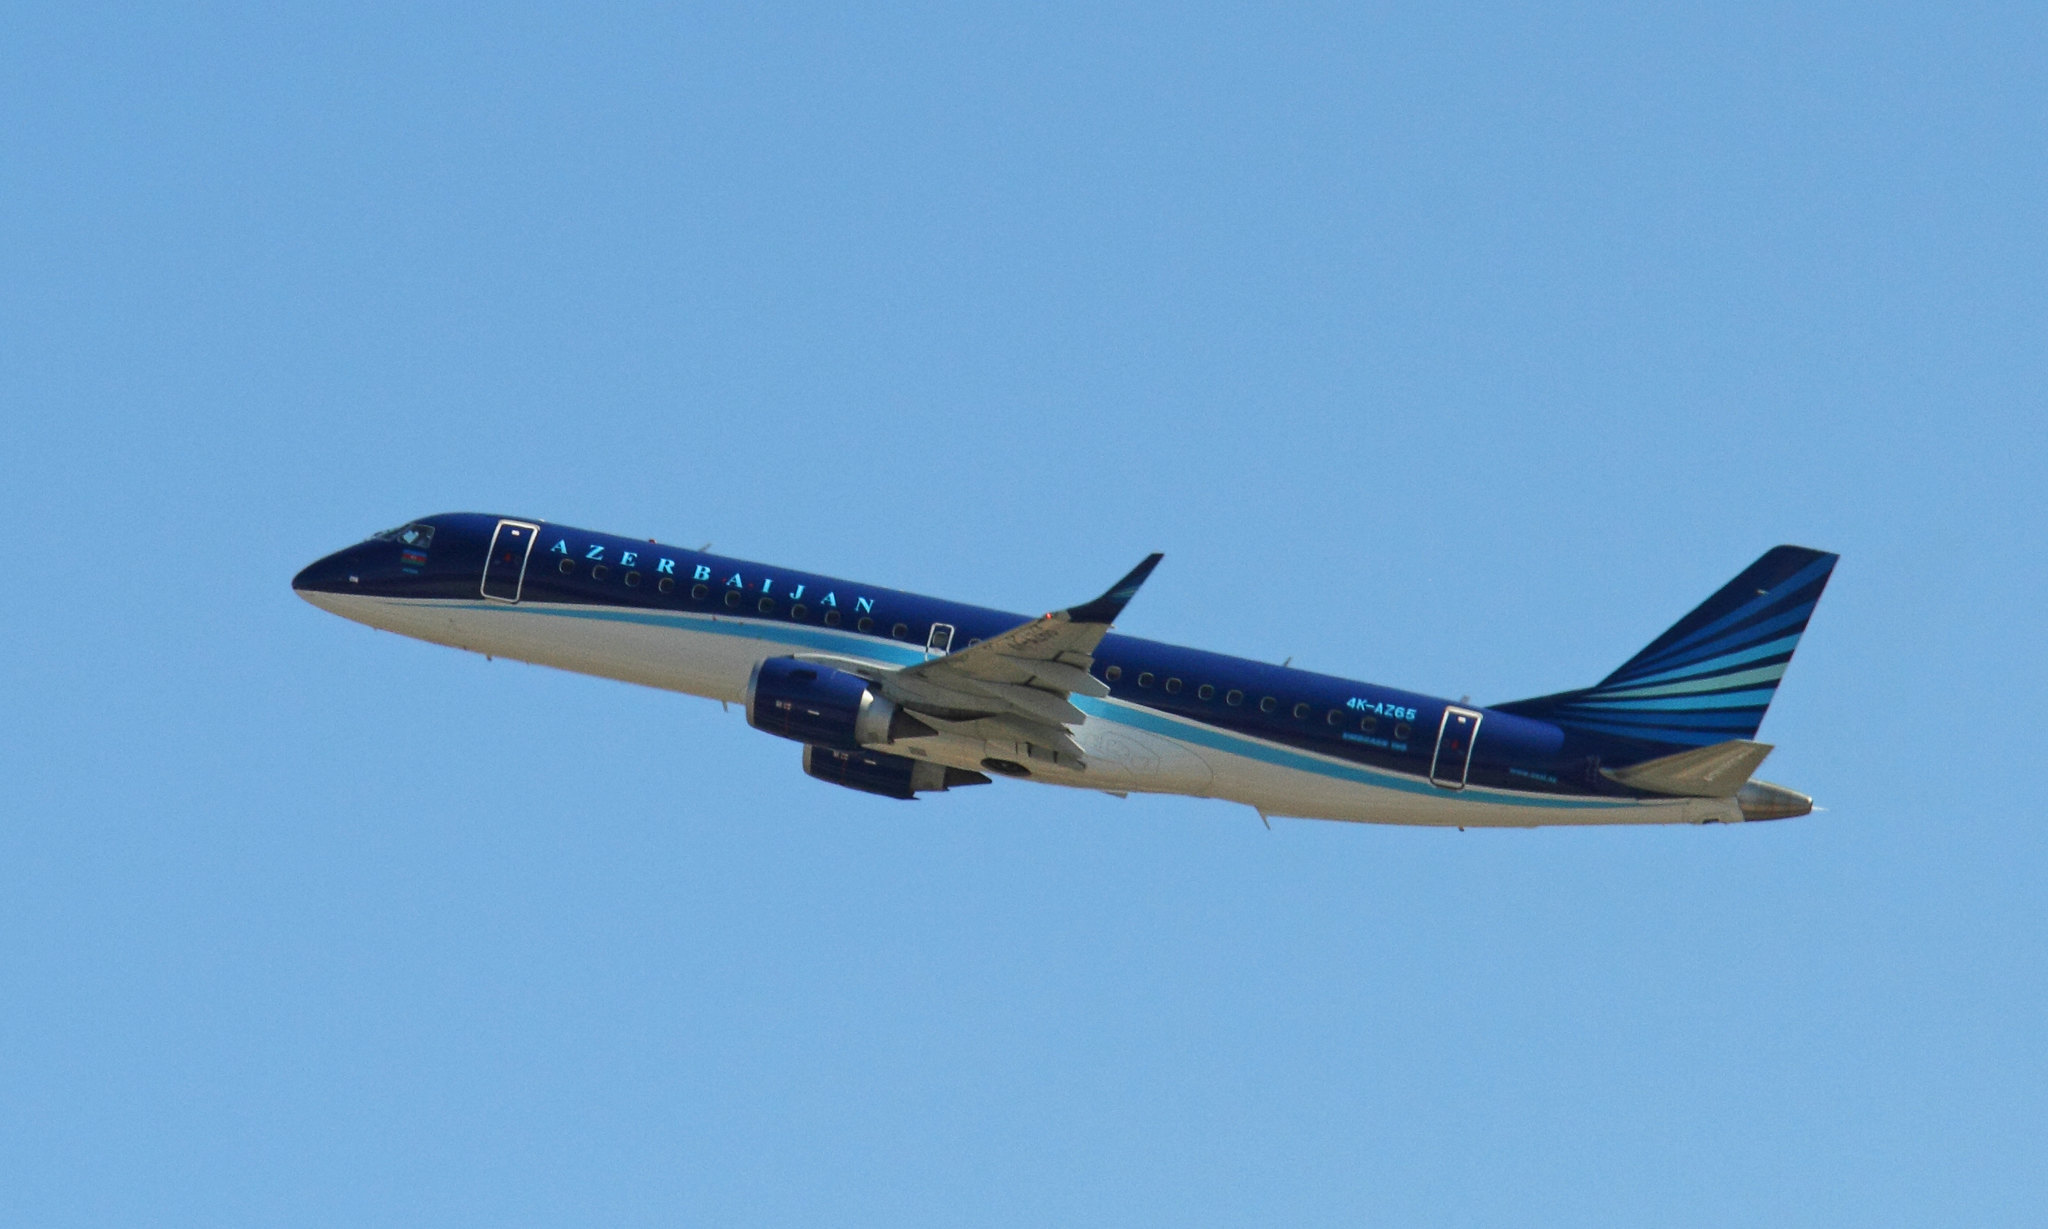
[1737,779,1813,821]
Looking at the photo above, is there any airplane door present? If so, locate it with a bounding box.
[481,520,540,602]
[1429,706,1482,789]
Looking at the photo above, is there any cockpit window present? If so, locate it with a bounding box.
[374,523,435,548]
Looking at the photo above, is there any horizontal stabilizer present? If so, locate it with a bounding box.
[1602,739,1773,797]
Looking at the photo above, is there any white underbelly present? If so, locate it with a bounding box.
[306,593,1734,827]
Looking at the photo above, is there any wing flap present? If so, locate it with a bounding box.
[882,671,1088,728]
[793,555,1161,772]
[956,653,1110,698]
[885,553,1161,746]
[918,712,1087,762]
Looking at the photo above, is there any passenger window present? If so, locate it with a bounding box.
[857,617,875,632]
[1165,678,1182,694]
[1226,689,1244,706]
[725,590,743,608]
[1137,672,1154,688]
[658,577,675,594]
[1326,709,1342,725]
[558,558,575,574]
[1259,696,1277,714]
[1105,666,1122,682]
[691,583,709,600]
[624,571,641,587]
[1292,702,1310,719]
[591,564,610,580]
[1394,722,1412,740]
[1359,713,1378,733]
[790,603,808,620]
[1198,684,1215,700]
[824,610,841,626]
[758,597,776,613]
[891,622,908,639]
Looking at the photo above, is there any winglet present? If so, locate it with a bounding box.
[1063,553,1163,625]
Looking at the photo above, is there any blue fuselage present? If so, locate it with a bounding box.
[294,512,1754,826]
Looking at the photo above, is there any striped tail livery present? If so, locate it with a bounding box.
[1495,546,1839,753]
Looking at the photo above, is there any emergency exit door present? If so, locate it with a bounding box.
[480,520,539,602]
[1429,706,1482,789]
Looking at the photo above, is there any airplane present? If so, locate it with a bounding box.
[293,514,1836,827]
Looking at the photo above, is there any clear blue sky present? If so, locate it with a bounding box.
[4,3,2043,1225]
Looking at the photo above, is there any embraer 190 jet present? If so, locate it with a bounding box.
[295,515,1836,827]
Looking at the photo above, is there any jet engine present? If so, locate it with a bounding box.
[745,656,934,751]
[802,744,991,800]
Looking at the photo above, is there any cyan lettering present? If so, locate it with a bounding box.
[820,592,837,607]
[789,583,805,600]
[856,597,874,613]
[725,573,743,587]
[621,551,638,567]
[586,545,605,560]
[657,559,676,575]
[550,539,569,554]
[694,565,712,581]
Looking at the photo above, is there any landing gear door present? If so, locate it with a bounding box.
[481,520,540,603]
[1430,706,1482,790]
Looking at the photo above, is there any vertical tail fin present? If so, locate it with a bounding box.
[1495,546,1839,749]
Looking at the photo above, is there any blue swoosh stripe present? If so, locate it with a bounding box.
[1569,688,1780,712]
[1551,720,1734,746]
[1626,605,1816,680]
[1589,664,1788,701]
[1548,706,1764,729]
[460,599,1638,812]
[470,599,931,665]
[1076,697,1634,810]
[1603,633,1804,690]
[1627,555,1836,671]
[1626,594,1820,678]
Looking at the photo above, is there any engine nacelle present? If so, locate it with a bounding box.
[802,745,991,800]
[745,656,932,751]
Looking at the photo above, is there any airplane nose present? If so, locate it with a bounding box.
[292,545,369,595]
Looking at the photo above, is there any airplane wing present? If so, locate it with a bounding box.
[802,554,1162,766]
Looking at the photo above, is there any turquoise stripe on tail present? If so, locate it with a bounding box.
[1495,546,1839,750]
